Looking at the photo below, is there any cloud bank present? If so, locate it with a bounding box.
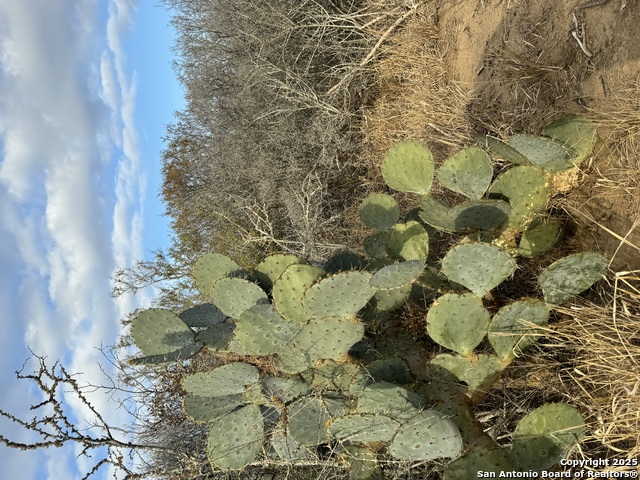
[0,1,154,478]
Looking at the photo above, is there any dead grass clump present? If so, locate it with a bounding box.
[543,273,640,465]
[360,3,474,180]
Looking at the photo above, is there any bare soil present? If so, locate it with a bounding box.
[436,0,640,271]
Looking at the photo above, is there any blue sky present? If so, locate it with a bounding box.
[0,1,183,478]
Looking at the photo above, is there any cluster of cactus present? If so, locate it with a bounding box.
[128,115,606,477]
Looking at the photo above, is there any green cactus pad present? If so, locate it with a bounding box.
[381,140,435,194]
[178,303,226,328]
[431,353,506,391]
[542,115,597,167]
[488,165,549,229]
[356,382,423,421]
[287,397,331,446]
[359,193,400,231]
[441,243,517,297]
[207,404,264,470]
[274,346,312,375]
[538,252,608,305]
[234,304,303,355]
[182,393,244,423]
[389,410,463,461]
[312,359,360,391]
[364,358,413,385]
[324,251,367,274]
[291,316,365,363]
[437,146,494,199]
[273,264,325,323]
[303,271,375,319]
[385,221,430,261]
[418,195,458,232]
[129,343,203,365]
[518,217,563,258]
[271,425,311,462]
[130,308,195,356]
[444,447,515,480]
[449,199,511,231]
[371,284,412,312]
[344,446,383,480]
[328,414,401,442]
[478,135,530,165]
[262,375,311,403]
[488,299,549,362]
[363,232,390,259]
[183,362,260,397]
[509,135,578,172]
[370,260,424,289]
[251,254,302,291]
[194,322,234,352]
[426,293,491,356]
[193,253,245,296]
[211,277,269,318]
[509,403,586,470]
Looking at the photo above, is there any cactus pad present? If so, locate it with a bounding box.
[234,304,303,355]
[381,140,435,194]
[478,135,530,165]
[129,343,202,365]
[356,382,423,421]
[312,359,360,391]
[183,362,259,397]
[324,251,367,274]
[444,447,515,480]
[437,146,493,199]
[273,264,324,323]
[287,397,331,446]
[211,277,269,318]
[194,322,235,352]
[262,375,311,403]
[426,293,491,356]
[389,410,463,461]
[385,221,430,261]
[449,199,511,231]
[431,353,506,391]
[363,232,390,259]
[488,299,549,362]
[193,253,245,296]
[303,271,375,319]
[363,358,413,385]
[370,260,424,289]
[130,308,195,356]
[488,165,549,229]
[271,425,311,462]
[179,303,226,328]
[510,403,585,469]
[328,414,401,442]
[182,393,244,423]
[441,243,517,296]
[518,217,563,258]
[542,115,597,167]
[359,193,400,231]
[418,195,458,232]
[206,404,264,470]
[291,316,365,363]
[251,254,301,291]
[371,284,412,312]
[509,135,578,172]
[538,252,608,305]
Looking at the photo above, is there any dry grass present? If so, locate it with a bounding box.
[359,2,474,182]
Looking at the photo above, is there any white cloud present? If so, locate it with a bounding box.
[0,1,152,479]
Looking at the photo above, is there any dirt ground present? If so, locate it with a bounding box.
[435,0,640,271]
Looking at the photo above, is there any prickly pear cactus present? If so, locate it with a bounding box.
[538,252,608,305]
[426,293,490,356]
[381,139,434,194]
[437,146,493,199]
[192,253,245,296]
[130,308,196,357]
[359,193,400,231]
[441,243,517,297]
